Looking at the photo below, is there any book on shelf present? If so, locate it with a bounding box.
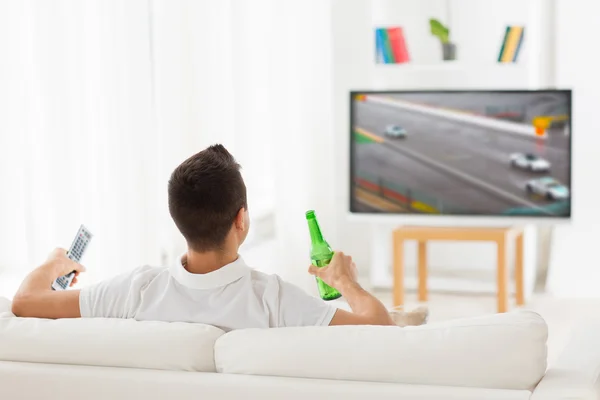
[375,27,410,64]
[498,26,525,63]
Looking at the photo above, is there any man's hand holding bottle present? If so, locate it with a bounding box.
[308,251,358,292]
[310,250,429,327]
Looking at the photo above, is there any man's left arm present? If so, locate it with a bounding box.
[11,248,85,319]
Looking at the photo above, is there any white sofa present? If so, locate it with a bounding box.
[0,297,598,400]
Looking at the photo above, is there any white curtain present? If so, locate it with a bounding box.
[150,0,338,293]
[0,0,335,295]
[0,1,162,286]
[149,0,280,258]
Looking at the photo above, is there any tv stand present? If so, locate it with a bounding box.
[392,226,525,313]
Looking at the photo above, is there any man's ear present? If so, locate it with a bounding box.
[234,208,246,231]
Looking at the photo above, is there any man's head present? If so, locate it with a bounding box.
[168,144,249,253]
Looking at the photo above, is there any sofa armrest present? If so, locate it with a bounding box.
[531,318,600,400]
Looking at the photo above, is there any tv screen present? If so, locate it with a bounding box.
[350,90,572,218]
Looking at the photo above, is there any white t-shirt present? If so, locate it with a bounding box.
[79,255,337,331]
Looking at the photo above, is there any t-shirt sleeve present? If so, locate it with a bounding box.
[79,266,156,319]
[275,276,337,328]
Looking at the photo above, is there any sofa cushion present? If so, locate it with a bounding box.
[0,317,224,372]
[215,310,548,390]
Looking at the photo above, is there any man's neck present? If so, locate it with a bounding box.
[183,248,238,274]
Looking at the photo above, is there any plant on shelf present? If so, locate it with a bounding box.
[429,18,456,61]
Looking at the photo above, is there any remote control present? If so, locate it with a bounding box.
[51,225,93,291]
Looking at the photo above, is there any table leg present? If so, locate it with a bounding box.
[393,232,404,308]
[515,231,525,306]
[418,241,428,302]
[497,238,508,313]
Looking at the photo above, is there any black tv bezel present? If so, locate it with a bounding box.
[348,89,573,219]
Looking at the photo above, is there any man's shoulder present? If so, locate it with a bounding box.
[248,270,309,295]
[248,269,295,297]
[249,268,279,285]
[115,265,168,287]
[134,265,168,278]
[249,269,295,285]
[132,264,168,274]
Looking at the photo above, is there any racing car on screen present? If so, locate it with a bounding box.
[384,124,407,138]
[526,177,570,200]
[510,153,551,172]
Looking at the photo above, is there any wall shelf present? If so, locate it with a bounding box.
[369,62,533,90]
[373,62,527,72]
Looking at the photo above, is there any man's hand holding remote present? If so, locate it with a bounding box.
[309,251,395,326]
[12,248,86,318]
[45,248,85,287]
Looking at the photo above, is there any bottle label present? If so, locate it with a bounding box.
[311,258,331,268]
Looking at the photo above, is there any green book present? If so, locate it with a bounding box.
[382,29,396,63]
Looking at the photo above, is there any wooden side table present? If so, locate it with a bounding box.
[392,226,525,313]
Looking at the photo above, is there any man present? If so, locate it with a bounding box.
[12,145,426,330]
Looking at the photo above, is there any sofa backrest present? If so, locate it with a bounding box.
[215,310,548,390]
[0,295,548,391]
[0,316,224,372]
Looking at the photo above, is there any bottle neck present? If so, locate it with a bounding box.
[307,218,324,244]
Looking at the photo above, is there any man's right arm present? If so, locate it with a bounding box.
[308,252,395,326]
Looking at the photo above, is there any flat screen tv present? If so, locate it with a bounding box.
[350,90,572,220]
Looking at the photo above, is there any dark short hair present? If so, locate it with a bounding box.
[168,144,247,252]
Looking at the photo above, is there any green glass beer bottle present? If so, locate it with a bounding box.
[306,210,342,301]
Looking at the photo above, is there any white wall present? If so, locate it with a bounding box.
[546,0,600,297]
[331,0,550,293]
[331,0,372,274]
